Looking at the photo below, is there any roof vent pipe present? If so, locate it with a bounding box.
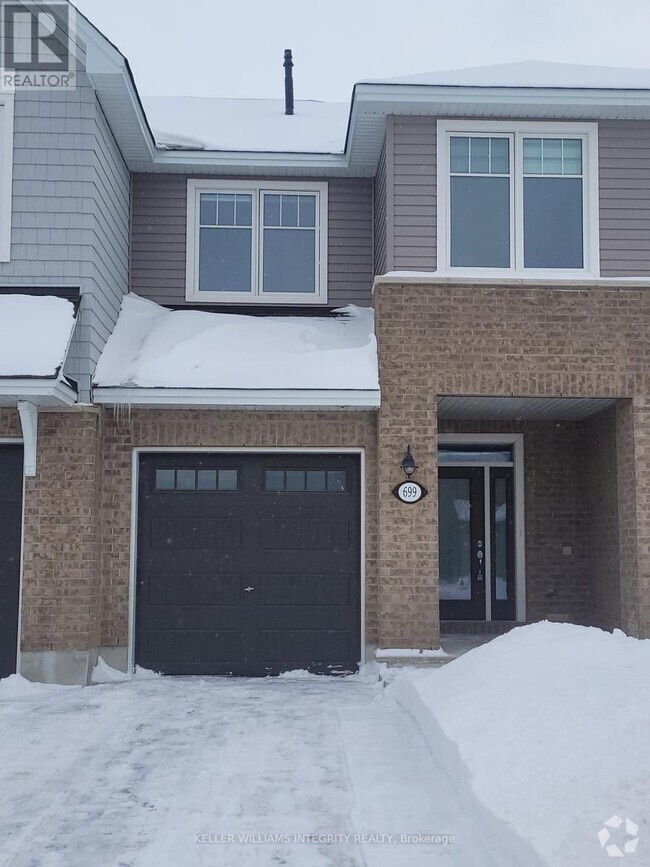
[284,49,294,115]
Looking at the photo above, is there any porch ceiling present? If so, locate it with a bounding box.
[437,396,617,421]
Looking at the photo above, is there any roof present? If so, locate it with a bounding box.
[361,60,650,90]
[143,96,349,154]
[93,294,379,404]
[0,295,76,378]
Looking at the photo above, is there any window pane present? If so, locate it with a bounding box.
[218,469,238,491]
[306,470,326,491]
[562,139,582,175]
[438,448,513,463]
[490,138,509,174]
[235,195,252,226]
[217,194,235,226]
[439,478,472,600]
[523,138,542,174]
[197,469,217,490]
[281,195,299,227]
[450,136,469,173]
[542,138,562,175]
[199,227,252,292]
[263,228,316,293]
[265,470,284,491]
[264,194,281,226]
[523,177,583,268]
[298,195,316,228]
[200,194,218,225]
[327,470,347,492]
[176,470,195,490]
[450,176,510,268]
[155,469,175,490]
[286,470,305,491]
[469,137,489,173]
[494,478,508,601]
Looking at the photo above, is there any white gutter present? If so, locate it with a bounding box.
[0,379,78,406]
[93,387,380,410]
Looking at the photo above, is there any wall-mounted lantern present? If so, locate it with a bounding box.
[394,445,427,504]
[400,444,417,477]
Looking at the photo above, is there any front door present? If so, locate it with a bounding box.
[439,460,517,621]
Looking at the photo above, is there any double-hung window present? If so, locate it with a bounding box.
[186,180,328,303]
[437,120,599,277]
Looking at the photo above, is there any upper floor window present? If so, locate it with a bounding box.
[186,180,328,303]
[436,120,599,277]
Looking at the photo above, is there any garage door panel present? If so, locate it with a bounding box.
[149,517,242,550]
[257,573,353,606]
[0,446,22,679]
[144,628,242,664]
[147,572,243,606]
[136,453,361,675]
[259,519,350,551]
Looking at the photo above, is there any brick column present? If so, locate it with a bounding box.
[21,409,103,657]
[616,398,650,638]
[375,283,440,649]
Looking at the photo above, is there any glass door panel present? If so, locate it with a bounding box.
[490,466,516,620]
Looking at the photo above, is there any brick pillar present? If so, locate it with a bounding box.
[616,398,650,638]
[21,409,103,656]
[375,284,440,649]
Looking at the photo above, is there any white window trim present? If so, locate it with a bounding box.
[0,94,14,262]
[186,179,328,304]
[436,119,600,279]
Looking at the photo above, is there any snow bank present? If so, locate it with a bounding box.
[93,293,379,391]
[376,647,448,659]
[90,657,130,684]
[0,294,76,377]
[142,96,349,153]
[388,622,650,867]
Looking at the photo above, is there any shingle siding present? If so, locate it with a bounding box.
[0,75,130,398]
[130,174,374,307]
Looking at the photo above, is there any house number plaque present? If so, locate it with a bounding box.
[392,480,428,504]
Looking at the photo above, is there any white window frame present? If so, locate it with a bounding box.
[0,93,14,262]
[436,119,600,279]
[186,179,328,304]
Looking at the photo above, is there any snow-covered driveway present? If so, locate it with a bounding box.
[0,673,509,867]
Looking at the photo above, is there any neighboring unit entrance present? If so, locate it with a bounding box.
[0,445,23,678]
[136,453,361,675]
[438,444,517,621]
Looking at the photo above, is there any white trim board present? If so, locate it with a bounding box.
[127,447,367,674]
[0,379,77,408]
[438,433,526,622]
[94,388,380,410]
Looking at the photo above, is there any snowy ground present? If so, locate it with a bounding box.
[0,670,522,867]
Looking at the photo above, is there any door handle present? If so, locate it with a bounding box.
[244,586,255,593]
[476,542,484,582]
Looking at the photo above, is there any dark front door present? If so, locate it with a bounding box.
[0,446,23,678]
[438,467,485,620]
[136,453,361,676]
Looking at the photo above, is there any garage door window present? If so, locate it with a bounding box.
[264,468,347,492]
[155,468,239,491]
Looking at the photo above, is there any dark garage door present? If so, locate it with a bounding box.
[136,453,361,675]
[0,445,22,679]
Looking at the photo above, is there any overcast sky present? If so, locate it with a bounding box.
[73,0,650,103]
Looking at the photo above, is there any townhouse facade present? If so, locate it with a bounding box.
[0,4,649,682]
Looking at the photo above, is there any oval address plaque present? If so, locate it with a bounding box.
[392,480,428,504]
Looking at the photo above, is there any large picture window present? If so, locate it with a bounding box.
[187,180,327,303]
[438,121,599,277]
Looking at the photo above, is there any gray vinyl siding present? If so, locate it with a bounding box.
[131,175,374,307]
[599,120,650,276]
[0,75,130,398]
[385,115,650,277]
[374,138,388,274]
[392,116,437,271]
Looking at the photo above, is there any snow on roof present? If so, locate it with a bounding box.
[0,295,76,377]
[93,294,379,391]
[142,96,349,153]
[363,60,650,90]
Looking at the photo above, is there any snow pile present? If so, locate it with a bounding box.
[90,657,130,684]
[93,293,379,391]
[142,96,349,153]
[388,622,650,867]
[364,60,650,90]
[375,648,448,659]
[0,294,76,377]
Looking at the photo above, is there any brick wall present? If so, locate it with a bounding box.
[100,409,378,648]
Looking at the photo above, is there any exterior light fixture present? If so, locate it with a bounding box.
[400,445,417,477]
